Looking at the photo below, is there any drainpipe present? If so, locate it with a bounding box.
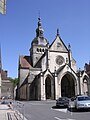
[54,67,58,100]
[78,68,82,95]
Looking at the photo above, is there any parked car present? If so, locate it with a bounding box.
[1,101,9,104]
[56,97,69,108]
[74,95,90,110]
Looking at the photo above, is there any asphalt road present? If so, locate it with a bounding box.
[14,100,90,120]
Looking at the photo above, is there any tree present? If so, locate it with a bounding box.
[9,78,18,88]
[9,78,18,89]
[9,78,19,99]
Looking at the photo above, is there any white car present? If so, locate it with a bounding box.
[74,95,90,110]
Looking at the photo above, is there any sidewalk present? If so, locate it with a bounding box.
[0,109,8,120]
[0,104,27,120]
[0,104,9,120]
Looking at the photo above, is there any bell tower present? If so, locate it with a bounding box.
[30,18,49,67]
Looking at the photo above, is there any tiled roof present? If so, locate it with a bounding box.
[19,56,32,69]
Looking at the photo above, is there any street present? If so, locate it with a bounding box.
[14,100,90,120]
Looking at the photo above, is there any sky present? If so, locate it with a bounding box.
[0,0,90,78]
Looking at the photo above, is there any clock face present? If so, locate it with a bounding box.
[56,55,64,65]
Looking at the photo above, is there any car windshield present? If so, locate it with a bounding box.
[78,96,90,101]
[59,97,68,101]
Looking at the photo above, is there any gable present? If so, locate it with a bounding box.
[49,36,68,52]
[57,64,77,79]
[43,69,53,79]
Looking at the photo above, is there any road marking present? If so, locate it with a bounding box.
[30,103,46,105]
[54,117,61,120]
[66,118,76,120]
[54,117,76,120]
[51,108,67,113]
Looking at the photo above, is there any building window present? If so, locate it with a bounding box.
[42,49,44,52]
[37,48,39,52]
[40,48,41,52]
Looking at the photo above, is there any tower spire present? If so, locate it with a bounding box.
[68,43,71,51]
[36,17,44,38]
[38,10,40,20]
[57,28,60,36]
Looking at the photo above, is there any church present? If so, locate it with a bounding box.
[17,18,90,100]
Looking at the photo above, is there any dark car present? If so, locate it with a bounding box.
[56,97,69,108]
[1,100,9,104]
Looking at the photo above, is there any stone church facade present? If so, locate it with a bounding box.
[17,18,90,100]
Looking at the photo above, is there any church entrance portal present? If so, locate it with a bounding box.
[61,74,75,98]
[45,77,51,99]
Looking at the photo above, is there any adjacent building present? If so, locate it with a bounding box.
[17,18,90,100]
[1,70,13,99]
[0,48,13,99]
[84,62,90,78]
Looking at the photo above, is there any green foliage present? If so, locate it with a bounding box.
[9,78,19,88]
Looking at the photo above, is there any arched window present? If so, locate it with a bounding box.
[40,48,41,52]
[37,48,39,52]
[83,76,88,95]
[42,49,44,52]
